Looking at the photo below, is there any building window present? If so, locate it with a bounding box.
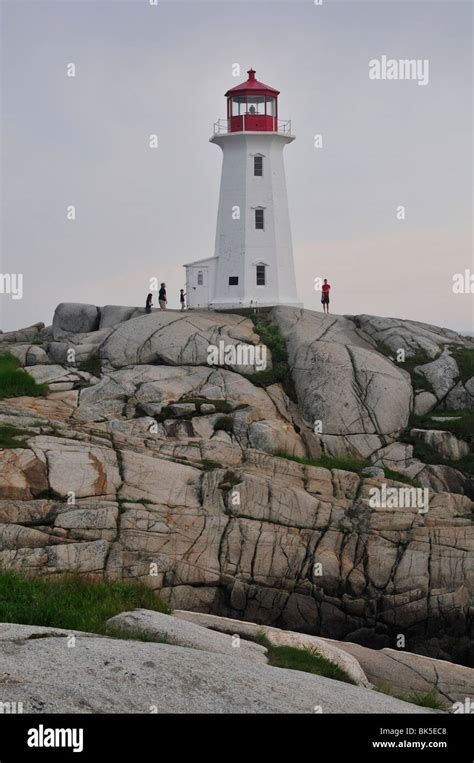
[229,276,239,286]
[256,265,266,286]
[197,270,203,286]
[254,156,263,176]
[255,209,264,229]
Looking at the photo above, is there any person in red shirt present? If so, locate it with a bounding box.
[321,279,331,314]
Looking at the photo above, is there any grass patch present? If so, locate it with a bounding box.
[0,353,49,400]
[78,355,102,377]
[0,424,36,449]
[403,689,445,710]
[0,571,170,636]
[247,315,296,401]
[257,632,355,685]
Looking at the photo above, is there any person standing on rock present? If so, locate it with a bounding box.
[321,279,331,315]
[180,289,186,311]
[158,283,167,310]
[145,293,153,314]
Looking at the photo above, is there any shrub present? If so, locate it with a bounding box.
[78,355,102,377]
[0,353,48,400]
[213,415,234,433]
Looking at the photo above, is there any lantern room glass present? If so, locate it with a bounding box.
[265,97,276,116]
[231,96,246,116]
[247,96,265,114]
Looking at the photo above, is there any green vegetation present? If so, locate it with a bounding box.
[449,346,474,384]
[402,410,474,477]
[375,683,447,710]
[257,632,355,685]
[0,352,48,400]
[400,430,474,478]
[0,571,170,636]
[274,452,420,486]
[200,459,223,471]
[218,470,240,491]
[78,355,102,377]
[213,415,234,433]
[404,689,446,710]
[408,409,474,444]
[0,424,35,449]
[246,316,296,401]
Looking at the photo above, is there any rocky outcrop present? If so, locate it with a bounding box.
[271,307,413,459]
[1,305,472,666]
[351,315,469,360]
[174,610,474,706]
[0,622,435,713]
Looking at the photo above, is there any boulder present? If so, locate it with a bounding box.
[98,311,266,373]
[414,350,459,400]
[52,303,100,340]
[106,609,267,662]
[99,305,143,329]
[25,346,49,366]
[414,391,437,416]
[350,315,468,360]
[0,323,45,345]
[410,429,470,461]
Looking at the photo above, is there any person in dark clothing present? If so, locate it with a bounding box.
[158,283,167,310]
[180,289,186,311]
[145,293,153,314]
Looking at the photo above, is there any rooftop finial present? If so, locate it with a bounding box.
[247,68,256,80]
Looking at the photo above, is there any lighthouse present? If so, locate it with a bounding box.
[184,68,301,310]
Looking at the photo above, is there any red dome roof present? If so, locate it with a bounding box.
[225,68,280,97]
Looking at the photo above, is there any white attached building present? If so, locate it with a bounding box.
[184,68,301,310]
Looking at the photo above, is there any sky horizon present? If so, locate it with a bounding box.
[1,0,472,334]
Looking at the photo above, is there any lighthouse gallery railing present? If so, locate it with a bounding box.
[213,117,292,136]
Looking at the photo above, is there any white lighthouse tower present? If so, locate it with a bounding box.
[184,68,301,309]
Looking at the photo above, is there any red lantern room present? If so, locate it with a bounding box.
[225,68,280,133]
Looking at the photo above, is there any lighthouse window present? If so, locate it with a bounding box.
[254,156,263,176]
[256,265,266,286]
[231,96,246,116]
[229,276,239,286]
[255,208,264,229]
[266,97,276,116]
[197,271,204,286]
[247,95,265,114]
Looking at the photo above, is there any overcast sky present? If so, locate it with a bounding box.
[1,0,472,333]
